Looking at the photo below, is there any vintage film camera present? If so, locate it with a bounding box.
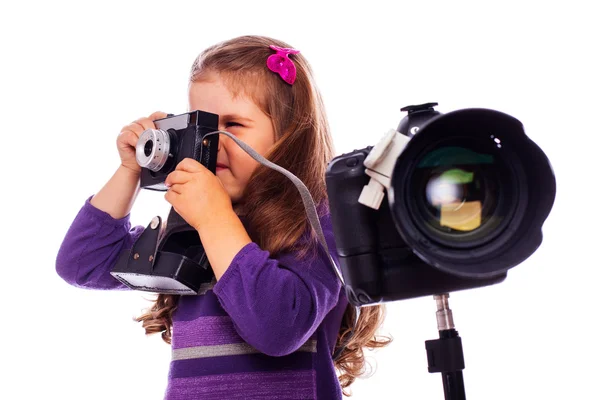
[326,103,555,307]
[110,110,220,294]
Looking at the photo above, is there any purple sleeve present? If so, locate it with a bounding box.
[55,196,145,290]
[212,214,343,357]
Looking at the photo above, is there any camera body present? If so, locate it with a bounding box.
[136,110,220,190]
[110,110,220,294]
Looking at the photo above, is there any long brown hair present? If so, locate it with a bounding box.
[134,35,391,395]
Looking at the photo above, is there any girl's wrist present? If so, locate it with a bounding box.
[195,209,252,280]
[195,207,237,237]
[118,164,142,179]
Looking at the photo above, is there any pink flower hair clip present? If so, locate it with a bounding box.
[267,45,300,85]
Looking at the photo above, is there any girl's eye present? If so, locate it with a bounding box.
[225,122,243,128]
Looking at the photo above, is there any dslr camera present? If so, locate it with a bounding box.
[326,103,555,306]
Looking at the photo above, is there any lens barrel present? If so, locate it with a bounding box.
[389,108,555,278]
[136,128,172,172]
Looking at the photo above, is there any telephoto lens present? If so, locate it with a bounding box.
[390,106,555,278]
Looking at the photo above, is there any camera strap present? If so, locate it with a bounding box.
[206,130,359,361]
[204,130,346,287]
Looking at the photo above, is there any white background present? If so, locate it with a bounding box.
[2,0,598,399]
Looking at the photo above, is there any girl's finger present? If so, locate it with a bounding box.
[125,130,141,148]
[148,111,168,121]
[165,170,190,187]
[134,112,164,131]
[122,122,145,136]
[132,118,154,131]
[164,188,176,204]
[167,183,184,195]
[116,130,140,150]
[175,158,204,173]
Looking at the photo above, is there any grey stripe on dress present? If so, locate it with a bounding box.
[172,339,318,361]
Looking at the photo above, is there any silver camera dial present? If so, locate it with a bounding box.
[135,129,171,172]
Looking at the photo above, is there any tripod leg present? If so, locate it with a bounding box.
[442,371,466,400]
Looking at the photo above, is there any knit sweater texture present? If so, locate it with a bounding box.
[56,197,348,399]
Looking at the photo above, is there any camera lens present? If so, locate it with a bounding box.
[408,139,515,248]
[144,140,154,157]
[136,129,171,172]
[389,108,555,277]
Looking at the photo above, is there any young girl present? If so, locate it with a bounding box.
[56,35,391,399]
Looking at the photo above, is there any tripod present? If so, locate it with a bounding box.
[425,294,466,400]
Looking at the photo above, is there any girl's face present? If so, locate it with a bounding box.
[188,72,276,203]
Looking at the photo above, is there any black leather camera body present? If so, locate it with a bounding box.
[136,110,219,191]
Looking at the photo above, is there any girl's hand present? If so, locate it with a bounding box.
[164,158,234,231]
[116,111,168,173]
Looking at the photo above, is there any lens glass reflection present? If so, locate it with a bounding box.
[411,143,508,244]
